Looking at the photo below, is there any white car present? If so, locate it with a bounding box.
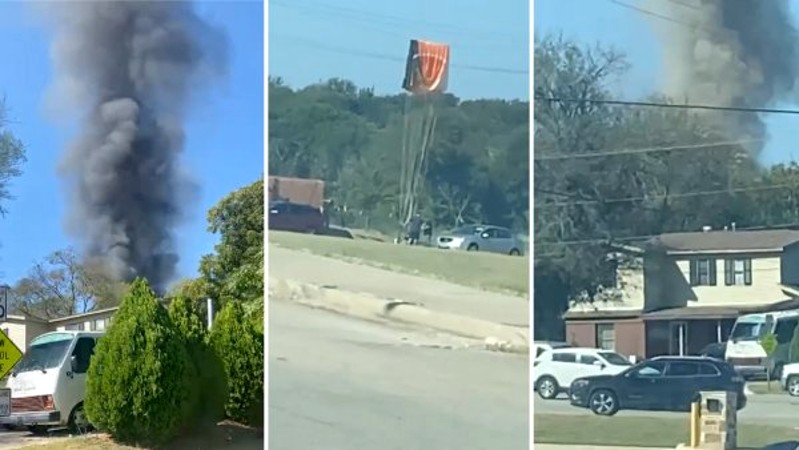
[780,362,799,396]
[533,341,571,359]
[534,347,633,400]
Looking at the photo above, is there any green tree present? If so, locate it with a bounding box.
[532,34,763,339]
[85,278,194,446]
[200,179,264,303]
[210,301,264,427]
[0,100,26,217]
[168,295,227,427]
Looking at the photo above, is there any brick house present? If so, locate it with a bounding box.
[564,229,799,360]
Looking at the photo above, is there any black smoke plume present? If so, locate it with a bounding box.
[652,0,799,155]
[40,2,227,292]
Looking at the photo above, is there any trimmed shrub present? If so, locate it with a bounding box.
[168,295,228,426]
[85,278,195,446]
[210,301,264,427]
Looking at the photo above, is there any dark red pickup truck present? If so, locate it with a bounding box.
[268,200,328,234]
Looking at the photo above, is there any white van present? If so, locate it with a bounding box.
[0,331,103,433]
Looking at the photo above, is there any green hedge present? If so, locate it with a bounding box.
[85,278,195,446]
[210,301,264,427]
[168,295,228,426]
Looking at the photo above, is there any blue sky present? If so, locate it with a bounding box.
[535,0,799,166]
[268,0,529,100]
[0,1,263,285]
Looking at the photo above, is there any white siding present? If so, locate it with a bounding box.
[674,255,787,307]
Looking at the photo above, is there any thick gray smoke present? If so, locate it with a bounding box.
[653,0,799,155]
[40,2,227,292]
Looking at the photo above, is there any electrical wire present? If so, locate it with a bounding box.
[533,139,760,162]
[271,0,525,41]
[272,34,529,75]
[535,182,799,209]
[608,0,698,28]
[534,96,799,115]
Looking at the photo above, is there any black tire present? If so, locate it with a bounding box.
[467,243,479,251]
[589,389,619,416]
[509,248,521,256]
[68,403,92,435]
[27,425,48,436]
[535,376,559,400]
[787,375,799,397]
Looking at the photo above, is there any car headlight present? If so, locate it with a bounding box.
[571,379,589,389]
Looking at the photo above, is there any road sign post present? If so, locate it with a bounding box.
[0,389,10,417]
[0,284,8,323]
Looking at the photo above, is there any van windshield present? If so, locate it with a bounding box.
[14,337,72,374]
[729,322,763,342]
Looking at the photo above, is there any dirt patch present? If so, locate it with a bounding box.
[17,422,263,450]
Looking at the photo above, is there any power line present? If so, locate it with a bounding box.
[535,96,799,115]
[535,181,799,209]
[534,139,760,162]
[272,34,529,75]
[608,0,697,28]
[271,0,525,42]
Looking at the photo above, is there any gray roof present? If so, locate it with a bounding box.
[646,229,799,253]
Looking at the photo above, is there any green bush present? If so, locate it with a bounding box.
[168,295,228,426]
[210,301,264,427]
[85,278,195,446]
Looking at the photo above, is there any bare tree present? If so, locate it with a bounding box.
[10,248,128,320]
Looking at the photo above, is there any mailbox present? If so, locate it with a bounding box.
[698,391,737,450]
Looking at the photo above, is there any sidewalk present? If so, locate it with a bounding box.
[268,247,529,351]
[535,445,674,450]
[268,246,528,327]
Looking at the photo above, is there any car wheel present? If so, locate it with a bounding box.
[589,389,619,416]
[788,375,799,397]
[467,243,479,251]
[509,248,521,256]
[68,402,92,434]
[535,376,559,400]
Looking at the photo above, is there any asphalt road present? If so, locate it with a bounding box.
[533,392,799,427]
[269,300,529,450]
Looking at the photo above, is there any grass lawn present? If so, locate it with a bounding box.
[270,231,529,296]
[534,413,799,449]
[22,423,262,450]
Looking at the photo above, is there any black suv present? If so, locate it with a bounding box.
[569,356,746,416]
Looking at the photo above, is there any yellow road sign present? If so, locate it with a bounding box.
[0,329,22,380]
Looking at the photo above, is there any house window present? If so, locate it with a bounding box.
[724,258,752,286]
[91,319,106,331]
[65,323,84,331]
[596,324,615,350]
[690,258,717,286]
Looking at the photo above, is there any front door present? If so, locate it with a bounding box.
[669,322,688,356]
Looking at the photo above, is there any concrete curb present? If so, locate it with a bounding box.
[269,278,529,354]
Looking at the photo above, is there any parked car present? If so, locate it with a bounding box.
[269,200,327,234]
[569,356,747,416]
[0,331,103,433]
[436,225,523,256]
[533,341,572,359]
[779,362,799,396]
[533,347,632,400]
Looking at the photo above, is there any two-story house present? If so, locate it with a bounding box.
[564,229,799,360]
